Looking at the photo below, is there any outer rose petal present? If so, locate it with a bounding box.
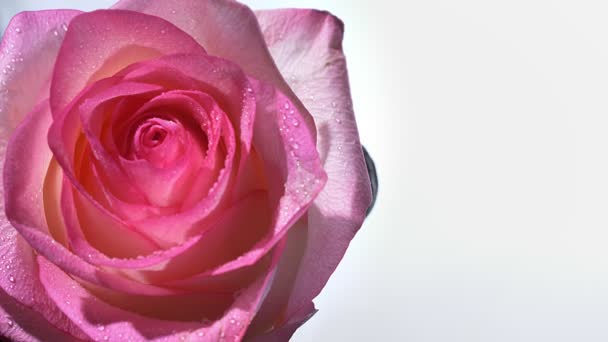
[0,10,81,132]
[1,102,87,340]
[51,9,206,115]
[112,0,317,136]
[0,278,81,341]
[38,241,287,342]
[251,8,372,331]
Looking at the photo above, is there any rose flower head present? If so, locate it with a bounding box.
[0,1,372,341]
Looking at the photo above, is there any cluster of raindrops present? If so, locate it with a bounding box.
[275,100,326,225]
[278,101,301,165]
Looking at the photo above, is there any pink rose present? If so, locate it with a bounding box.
[0,1,372,341]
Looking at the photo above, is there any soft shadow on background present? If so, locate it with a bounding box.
[4,0,608,341]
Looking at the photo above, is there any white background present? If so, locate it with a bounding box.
[3,0,608,341]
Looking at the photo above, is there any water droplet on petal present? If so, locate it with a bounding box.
[292,119,300,127]
[61,23,68,32]
[160,29,167,34]
[52,30,59,36]
[15,28,21,34]
[8,276,15,283]
[335,118,342,124]
[291,143,300,150]
[97,325,105,331]
[283,102,290,110]
[103,336,109,341]
[6,318,13,328]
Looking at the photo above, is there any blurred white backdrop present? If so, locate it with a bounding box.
[4,0,608,341]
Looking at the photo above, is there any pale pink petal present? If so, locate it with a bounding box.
[128,191,270,284]
[253,8,372,329]
[0,10,81,132]
[0,274,83,341]
[50,9,205,115]
[38,239,286,341]
[1,100,87,339]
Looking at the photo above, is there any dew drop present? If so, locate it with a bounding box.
[335,118,342,124]
[171,9,177,14]
[245,87,253,93]
[229,319,236,324]
[103,336,109,341]
[291,142,300,150]
[15,28,21,34]
[292,119,300,127]
[97,325,105,331]
[6,318,13,328]
[61,23,69,32]
[52,30,59,36]
[283,102,290,110]
[8,276,15,283]
[197,331,204,337]
[160,29,167,34]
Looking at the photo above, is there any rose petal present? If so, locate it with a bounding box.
[0,10,81,132]
[38,240,287,341]
[126,190,271,284]
[51,9,205,115]
[1,100,87,339]
[253,8,372,329]
[111,0,317,136]
[0,273,83,341]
